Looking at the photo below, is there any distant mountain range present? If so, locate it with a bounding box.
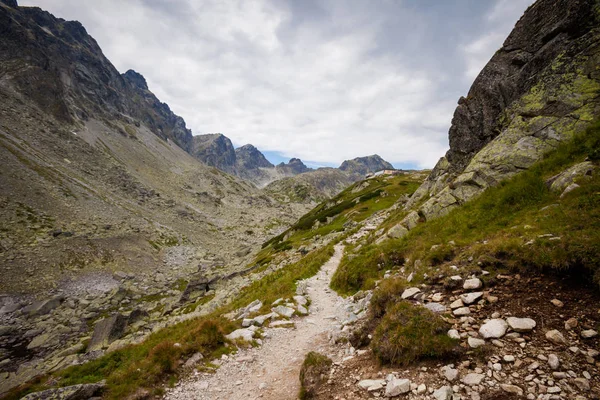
[190,132,394,189]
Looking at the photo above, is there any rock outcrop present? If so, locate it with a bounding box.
[405,0,600,221]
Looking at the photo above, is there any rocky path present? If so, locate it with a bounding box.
[165,244,347,400]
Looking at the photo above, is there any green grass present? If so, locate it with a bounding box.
[332,120,600,294]
[371,301,459,366]
[299,352,332,399]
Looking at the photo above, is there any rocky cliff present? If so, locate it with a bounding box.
[404,0,600,221]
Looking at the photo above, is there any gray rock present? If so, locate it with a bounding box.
[460,292,483,305]
[385,378,410,397]
[500,384,524,396]
[506,317,536,332]
[479,319,508,339]
[462,373,485,385]
[433,386,453,400]
[87,313,128,352]
[22,296,64,316]
[22,382,105,400]
[453,307,471,316]
[573,377,590,391]
[226,328,254,342]
[547,162,594,192]
[468,337,486,348]
[463,278,482,290]
[358,379,385,391]
[401,287,421,299]
[272,305,294,318]
[447,329,460,340]
[424,303,446,313]
[387,224,409,239]
[548,354,559,369]
[293,295,307,306]
[441,365,459,381]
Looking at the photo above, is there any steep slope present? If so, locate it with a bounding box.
[405,0,600,222]
[191,133,237,174]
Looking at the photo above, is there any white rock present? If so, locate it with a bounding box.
[433,386,453,400]
[296,305,308,315]
[424,302,446,313]
[293,295,308,306]
[503,355,515,362]
[358,379,385,391]
[468,337,486,348]
[447,329,460,340]
[226,328,254,342]
[272,305,294,318]
[385,378,410,397]
[449,299,464,309]
[401,287,421,299]
[453,307,471,316]
[417,383,426,394]
[460,292,483,305]
[479,319,508,339]
[506,317,536,332]
[441,366,459,381]
[462,373,485,385]
[463,278,482,290]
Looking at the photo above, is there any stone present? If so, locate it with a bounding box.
[548,354,559,370]
[581,329,598,339]
[468,337,486,348]
[183,352,204,369]
[547,162,595,193]
[565,318,578,330]
[226,328,254,342]
[449,299,464,309]
[506,317,536,332]
[87,313,128,352]
[270,320,294,328]
[272,305,294,318]
[479,319,508,339]
[388,223,409,239]
[503,355,515,362]
[462,373,485,385]
[401,287,421,299]
[417,383,426,394]
[433,386,453,400]
[463,278,482,290]
[424,303,446,313]
[293,295,307,306]
[453,307,471,316]
[246,300,263,314]
[460,292,483,305]
[385,378,410,397]
[27,332,56,350]
[22,295,64,316]
[448,329,460,340]
[500,384,524,396]
[358,379,385,391]
[296,305,308,315]
[550,299,564,308]
[573,378,590,391]
[252,313,273,326]
[442,366,459,381]
[401,211,420,230]
[546,330,569,345]
[22,382,105,400]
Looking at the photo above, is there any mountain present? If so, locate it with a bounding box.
[235,144,274,170]
[405,0,600,220]
[339,155,394,179]
[191,133,237,174]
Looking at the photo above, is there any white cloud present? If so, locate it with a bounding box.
[21,0,533,169]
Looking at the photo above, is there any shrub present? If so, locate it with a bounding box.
[371,302,458,366]
[299,352,332,399]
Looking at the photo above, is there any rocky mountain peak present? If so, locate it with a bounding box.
[235,144,274,170]
[191,133,237,172]
[123,69,149,91]
[339,154,394,177]
[1,0,17,8]
[276,158,311,175]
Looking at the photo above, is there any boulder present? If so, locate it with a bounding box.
[226,328,254,342]
[460,292,483,305]
[87,314,128,352]
[506,317,536,332]
[463,278,482,290]
[293,295,308,306]
[468,337,486,348]
[387,224,409,239]
[22,295,64,316]
[272,305,294,318]
[453,307,471,316]
[447,329,460,340]
[546,329,568,345]
[22,382,105,400]
[500,384,524,396]
[581,329,598,339]
[547,161,594,192]
[401,211,420,230]
[424,303,446,313]
[401,287,421,299]
[479,319,508,339]
[462,373,485,385]
[358,379,385,391]
[385,378,410,397]
[433,386,453,400]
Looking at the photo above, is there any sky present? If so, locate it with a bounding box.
[22,0,533,169]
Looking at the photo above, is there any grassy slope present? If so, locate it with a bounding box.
[332,120,600,295]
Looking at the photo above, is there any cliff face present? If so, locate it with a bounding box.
[0,2,193,151]
[405,0,600,220]
[191,134,237,173]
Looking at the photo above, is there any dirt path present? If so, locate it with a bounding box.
[165,244,347,400]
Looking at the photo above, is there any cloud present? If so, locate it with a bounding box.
[21,0,533,169]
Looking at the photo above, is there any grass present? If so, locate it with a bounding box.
[332,120,600,294]
[5,244,338,400]
[371,301,459,366]
[299,352,332,400]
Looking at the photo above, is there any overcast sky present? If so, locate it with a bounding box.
[23,0,533,169]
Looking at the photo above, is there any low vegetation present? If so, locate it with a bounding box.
[299,351,333,400]
[332,120,600,295]
[6,244,337,399]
